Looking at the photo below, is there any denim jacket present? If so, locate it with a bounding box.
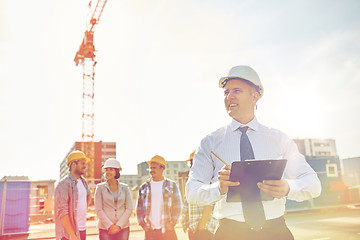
[55,173,91,240]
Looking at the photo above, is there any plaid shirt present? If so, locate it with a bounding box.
[136,178,182,233]
[181,198,219,234]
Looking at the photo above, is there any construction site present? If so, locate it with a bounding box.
[1,0,360,239]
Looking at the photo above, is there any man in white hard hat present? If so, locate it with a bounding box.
[185,65,321,240]
[136,155,182,240]
[55,150,92,240]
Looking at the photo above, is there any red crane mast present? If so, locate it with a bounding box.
[74,0,107,181]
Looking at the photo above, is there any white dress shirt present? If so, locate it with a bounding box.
[185,117,321,222]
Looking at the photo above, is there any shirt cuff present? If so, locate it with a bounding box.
[285,179,297,198]
[208,181,223,202]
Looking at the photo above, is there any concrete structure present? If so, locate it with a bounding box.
[341,156,360,187]
[0,176,56,227]
[59,141,116,188]
[340,156,360,204]
[29,179,56,222]
[289,138,344,209]
[120,174,138,189]
[294,138,337,157]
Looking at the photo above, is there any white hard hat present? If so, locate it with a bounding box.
[219,65,264,98]
[102,158,122,170]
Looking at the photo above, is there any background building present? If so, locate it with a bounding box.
[289,138,344,210]
[294,138,337,156]
[341,156,360,203]
[341,156,360,187]
[120,174,138,189]
[0,176,56,237]
[59,141,116,188]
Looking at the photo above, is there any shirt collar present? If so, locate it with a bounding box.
[68,172,78,182]
[230,116,259,132]
[68,172,85,183]
[105,179,120,191]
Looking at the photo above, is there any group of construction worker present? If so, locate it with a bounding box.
[55,65,321,240]
[54,149,211,240]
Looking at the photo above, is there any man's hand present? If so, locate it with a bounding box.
[60,215,78,240]
[218,165,240,195]
[108,224,121,235]
[257,180,289,199]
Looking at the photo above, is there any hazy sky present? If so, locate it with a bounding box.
[1,0,359,181]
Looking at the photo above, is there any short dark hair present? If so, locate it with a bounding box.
[115,169,120,179]
[68,160,78,171]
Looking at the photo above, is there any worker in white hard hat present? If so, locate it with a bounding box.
[55,150,92,240]
[186,65,321,240]
[94,158,133,240]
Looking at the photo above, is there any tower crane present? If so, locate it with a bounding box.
[74,0,107,181]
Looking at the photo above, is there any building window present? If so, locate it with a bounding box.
[315,151,331,156]
[37,185,48,196]
[173,164,178,168]
[326,163,338,177]
[314,142,330,147]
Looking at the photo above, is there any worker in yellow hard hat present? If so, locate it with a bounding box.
[182,150,218,240]
[66,150,90,169]
[136,155,182,240]
[55,150,91,240]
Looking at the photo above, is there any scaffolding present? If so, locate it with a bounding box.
[74,0,108,181]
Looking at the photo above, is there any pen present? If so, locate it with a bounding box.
[211,151,228,165]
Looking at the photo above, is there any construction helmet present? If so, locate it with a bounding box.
[186,150,196,162]
[219,65,264,98]
[146,155,166,169]
[103,158,122,171]
[67,150,90,167]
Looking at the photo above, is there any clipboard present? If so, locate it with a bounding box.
[226,159,287,202]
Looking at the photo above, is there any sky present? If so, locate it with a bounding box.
[1,0,360,181]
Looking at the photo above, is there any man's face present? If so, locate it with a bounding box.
[149,162,164,179]
[223,79,259,121]
[74,159,87,175]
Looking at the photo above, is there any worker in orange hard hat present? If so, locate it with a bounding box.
[55,150,91,240]
[182,150,218,240]
[136,155,182,240]
[186,150,196,168]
